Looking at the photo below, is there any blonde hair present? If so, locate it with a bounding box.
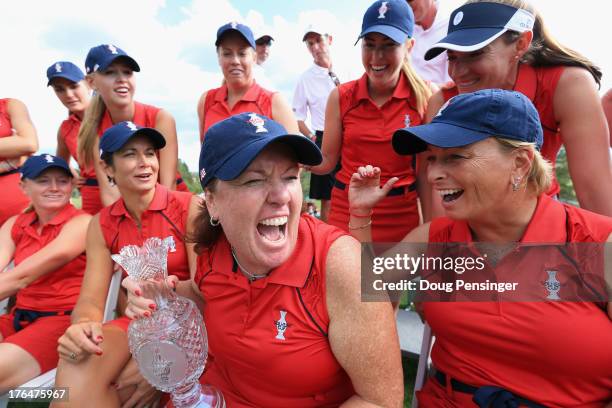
[466,0,602,86]
[77,92,106,168]
[495,138,552,194]
[402,42,432,116]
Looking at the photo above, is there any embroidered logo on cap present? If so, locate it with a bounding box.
[453,11,464,26]
[107,44,118,54]
[200,168,206,181]
[55,63,62,73]
[378,1,389,19]
[93,64,99,72]
[126,121,138,131]
[44,154,54,163]
[247,113,267,133]
[230,21,238,29]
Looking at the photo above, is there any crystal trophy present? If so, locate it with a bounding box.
[112,237,224,408]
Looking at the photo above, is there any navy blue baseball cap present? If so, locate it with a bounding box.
[46,61,85,86]
[425,2,535,60]
[21,154,72,180]
[215,22,256,49]
[99,121,166,157]
[199,113,322,188]
[392,89,543,155]
[85,44,140,74]
[357,0,414,45]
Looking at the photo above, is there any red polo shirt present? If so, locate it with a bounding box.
[200,82,274,141]
[420,195,612,407]
[195,215,354,407]
[11,204,86,311]
[58,113,81,163]
[99,184,192,280]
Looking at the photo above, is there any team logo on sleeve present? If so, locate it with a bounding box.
[378,2,389,19]
[107,44,119,54]
[44,154,54,163]
[275,310,288,340]
[55,63,62,73]
[247,113,268,133]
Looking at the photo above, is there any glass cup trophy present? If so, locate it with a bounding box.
[112,237,224,408]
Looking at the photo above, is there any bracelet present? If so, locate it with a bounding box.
[348,219,372,230]
[350,209,373,218]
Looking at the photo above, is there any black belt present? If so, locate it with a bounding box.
[433,369,547,408]
[0,168,20,177]
[315,130,324,136]
[84,178,98,186]
[13,308,72,332]
[334,179,416,197]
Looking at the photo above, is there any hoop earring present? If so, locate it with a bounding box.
[107,176,115,187]
[210,217,220,227]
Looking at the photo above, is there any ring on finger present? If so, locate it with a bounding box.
[70,352,77,360]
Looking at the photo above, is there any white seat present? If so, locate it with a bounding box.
[411,323,434,408]
[0,268,123,405]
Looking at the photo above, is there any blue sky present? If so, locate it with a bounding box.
[0,0,610,172]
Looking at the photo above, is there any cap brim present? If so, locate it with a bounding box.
[356,25,408,45]
[24,164,73,180]
[302,30,323,41]
[216,29,256,49]
[424,27,506,60]
[47,73,83,86]
[392,122,490,155]
[132,128,166,150]
[99,55,141,72]
[215,134,322,181]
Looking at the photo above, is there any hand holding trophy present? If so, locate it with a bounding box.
[112,237,224,408]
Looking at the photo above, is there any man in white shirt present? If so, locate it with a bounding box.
[408,0,451,85]
[292,24,341,222]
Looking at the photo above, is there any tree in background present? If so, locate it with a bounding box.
[178,159,202,194]
[556,147,577,205]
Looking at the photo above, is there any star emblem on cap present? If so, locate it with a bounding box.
[107,44,118,54]
[126,121,138,131]
[55,63,62,73]
[230,21,238,29]
[44,154,54,163]
[200,168,206,181]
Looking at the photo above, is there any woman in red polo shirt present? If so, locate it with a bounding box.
[350,90,612,407]
[123,113,403,408]
[0,154,90,392]
[76,44,187,215]
[46,61,91,192]
[0,98,38,225]
[310,0,433,243]
[54,122,199,408]
[423,0,612,217]
[197,22,298,140]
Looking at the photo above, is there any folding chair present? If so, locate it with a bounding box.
[0,268,123,407]
[411,323,434,408]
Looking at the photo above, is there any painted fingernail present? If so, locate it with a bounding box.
[96,351,103,356]
[96,336,103,341]
[149,303,156,310]
[135,289,141,296]
[143,311,151,317]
